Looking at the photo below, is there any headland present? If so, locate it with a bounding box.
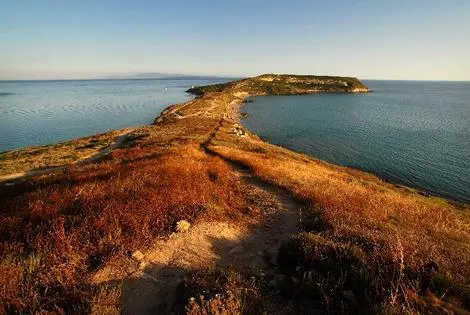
[1,74,469,314]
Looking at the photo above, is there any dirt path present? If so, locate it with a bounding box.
[117,166,303,314]
[80,132,131,163]
[0,132,131,184]
[108,96,305,314]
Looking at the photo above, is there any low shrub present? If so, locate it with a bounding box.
[174,269,263,315]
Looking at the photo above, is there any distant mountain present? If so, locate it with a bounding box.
[103,73,237,80]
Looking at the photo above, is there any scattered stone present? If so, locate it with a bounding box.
[175,220,191,233]
[418,190,431,197]
[131,250,145,261]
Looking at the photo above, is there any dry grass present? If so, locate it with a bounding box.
[0,137,246,312]
[208,118,470,312]
[0,128,134,178]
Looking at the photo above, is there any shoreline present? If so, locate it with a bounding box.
[0,75,468,206]
[148,79,467,206]
[236,108,468,205]
[225,96,469,207]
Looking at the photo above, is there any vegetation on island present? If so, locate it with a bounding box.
[1,74,469,314]
[187,74,369,96]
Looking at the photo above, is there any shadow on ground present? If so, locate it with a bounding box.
[105,170,305,314]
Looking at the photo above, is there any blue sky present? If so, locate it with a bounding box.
[1,0,469,80]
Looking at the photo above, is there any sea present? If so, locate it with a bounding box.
[0,79,468,203]
[0,77,231,151]
[241,81,470,203]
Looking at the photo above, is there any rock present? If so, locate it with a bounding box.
[139,261,148,269]
[175,220,191,233]
[418,190,431,197]
[231,126,246,137]
[131,250,145,261]
[240,112,249,119]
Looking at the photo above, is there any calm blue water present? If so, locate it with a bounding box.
[0,78,231,151]
[242,81,470,203]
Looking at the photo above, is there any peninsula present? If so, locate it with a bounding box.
[1,75,469,314]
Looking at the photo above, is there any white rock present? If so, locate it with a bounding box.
[176,220,191,233]
[139,261,148,269]
[131,250,145,261]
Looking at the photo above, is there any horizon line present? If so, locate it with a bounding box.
[1,76,469,83]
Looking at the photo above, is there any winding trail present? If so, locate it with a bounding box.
[118,165,304,314]
[111,93,306,313]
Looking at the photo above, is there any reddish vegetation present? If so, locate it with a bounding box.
[0,143,245,313]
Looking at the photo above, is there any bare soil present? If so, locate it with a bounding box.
[93,165,304,314]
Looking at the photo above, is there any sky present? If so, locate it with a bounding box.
[1,0,469,80]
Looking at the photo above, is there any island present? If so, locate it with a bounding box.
[1,75,469,314]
